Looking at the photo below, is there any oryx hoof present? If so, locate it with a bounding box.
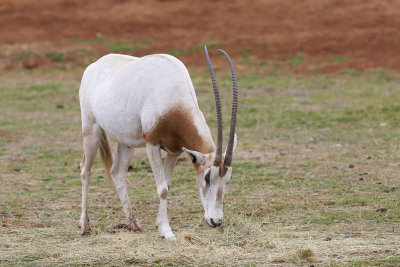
[128,220,144,232]
[81,231,91,236]
[159,224,175,240]
[79,222,91,235]
[164,232,176,240]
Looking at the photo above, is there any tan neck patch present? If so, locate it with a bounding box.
[193,153,215,175]
[194,162,203,175]
[142,107,215,154]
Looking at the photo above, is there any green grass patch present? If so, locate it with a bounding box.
[340,69,361,77]
[330,56,348,62]
[289,55,305,67]
[45,52,64,62]
[242,48,252,56]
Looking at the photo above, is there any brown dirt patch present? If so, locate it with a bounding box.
[1,0,400,72]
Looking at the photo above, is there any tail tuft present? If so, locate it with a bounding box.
[98,128,114,186]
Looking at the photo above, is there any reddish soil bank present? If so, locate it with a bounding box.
[1,0,400,72]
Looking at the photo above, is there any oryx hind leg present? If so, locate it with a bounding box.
[110,143,144,232]
[80,123,101,235]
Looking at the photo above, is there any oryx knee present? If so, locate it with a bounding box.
[114,178,127,192]
[81,170,91,180]
[110,165,120,177]
[157,183,168,199]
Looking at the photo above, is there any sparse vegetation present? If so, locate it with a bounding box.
[108,40,153,53]
[71,35,107,45]
[299,248,315,260]
[10,50,33,63]
[274,60,284,68]
[1,66,400,265]
[240,58,254,66]
[170,41,223,57]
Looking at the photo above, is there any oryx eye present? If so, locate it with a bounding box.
[190,154,196,163]
[204,170,210,186]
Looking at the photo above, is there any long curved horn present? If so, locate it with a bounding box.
[204,46,223,167]
[218,49,238,167]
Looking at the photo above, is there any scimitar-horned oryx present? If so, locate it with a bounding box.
[78,46,238,239]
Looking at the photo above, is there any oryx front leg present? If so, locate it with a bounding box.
[111,143,144,232]
[158,152,179,228]
[146,144,175,239]
[164,152,179,189]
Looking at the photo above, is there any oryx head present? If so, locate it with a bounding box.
[183,46,238,227]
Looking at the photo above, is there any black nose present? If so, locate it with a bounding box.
[210,218,222,227]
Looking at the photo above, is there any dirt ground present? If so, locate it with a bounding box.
[1,0,400,73]
[2,1,400,265]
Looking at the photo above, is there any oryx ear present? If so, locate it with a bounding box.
[223,133,238,157]
[182,147,205,165]
[232,133,237,152]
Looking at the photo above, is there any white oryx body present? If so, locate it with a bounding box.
[80,54,212,149]
[79,50,237,239]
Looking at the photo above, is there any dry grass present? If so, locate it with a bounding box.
[1,65,400,266]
